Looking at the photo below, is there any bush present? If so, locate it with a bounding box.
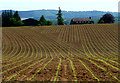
[98,20,104,24]
[91,21,94,24]
[37,24,41,26]
[98,13,115,24]
[47,20,53,25]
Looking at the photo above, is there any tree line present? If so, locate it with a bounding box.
[1,10,54,27]
[1,7,64,27]
[1,7,115,27]
[87,13,115,24]
[2,10,23,27]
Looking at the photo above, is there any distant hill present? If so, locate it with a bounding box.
[0,9,118,25]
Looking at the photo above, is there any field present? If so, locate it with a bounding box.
[2,24,120,82]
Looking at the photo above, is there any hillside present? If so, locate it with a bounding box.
[0,9,118,24]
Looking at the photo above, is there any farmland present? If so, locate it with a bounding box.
[2,24,120,82]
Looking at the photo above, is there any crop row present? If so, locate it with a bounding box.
[2,24,119,82]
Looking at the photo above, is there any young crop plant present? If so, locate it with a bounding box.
[1,59,34,74]
[78,59,100,82]
[84,58,120,81]
[88,27,119,64]
[30,58,53,80]
[5,34,29,62]
[3,33,19,59]
[2,24,119,81]
[53,58,62,82]
[97,59,120,71]
[68,59,77,82]
[87,27,118,62]
[1,37,26,65]
[7,57,47,81]
[2,34,14,56]
[2,37,8,54]
[82,27,119,70]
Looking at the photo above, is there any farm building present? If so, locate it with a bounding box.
[70,17,92,24]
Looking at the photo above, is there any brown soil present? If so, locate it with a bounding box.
[2,24,119,82]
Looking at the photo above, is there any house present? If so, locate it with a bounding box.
[70,17,92,24]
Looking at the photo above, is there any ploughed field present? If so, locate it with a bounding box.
[2,24,119,82]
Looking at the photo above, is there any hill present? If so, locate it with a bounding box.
[0,9,118,24]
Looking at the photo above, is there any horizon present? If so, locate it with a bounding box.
[1,0,119,12]
[0,9,118,13]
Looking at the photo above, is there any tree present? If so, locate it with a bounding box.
[9,17,17,26]
[47,20,53,25]
[39,15,47,26]
[9,10,13,18]
[2,10,23,27]
[16,20,24,26]
[2,10,12,26]
[13,11,23,26]
[98,13,115,23]
[0,15,2,27]
[2,11,6,26]
[13,11,21,21]
[56,7,64,25]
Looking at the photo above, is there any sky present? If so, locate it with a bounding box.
[0,0,119,12]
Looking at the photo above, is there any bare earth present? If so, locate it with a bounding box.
[2,24,119,82]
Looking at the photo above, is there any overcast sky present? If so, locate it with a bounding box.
[1,0,119,12]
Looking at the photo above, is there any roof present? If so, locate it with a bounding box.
[72,18,91,21]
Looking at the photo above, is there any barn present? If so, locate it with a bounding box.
[70,17,92,24]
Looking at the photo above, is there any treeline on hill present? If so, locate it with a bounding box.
[1,9,115,27]
[1,10,53,27]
